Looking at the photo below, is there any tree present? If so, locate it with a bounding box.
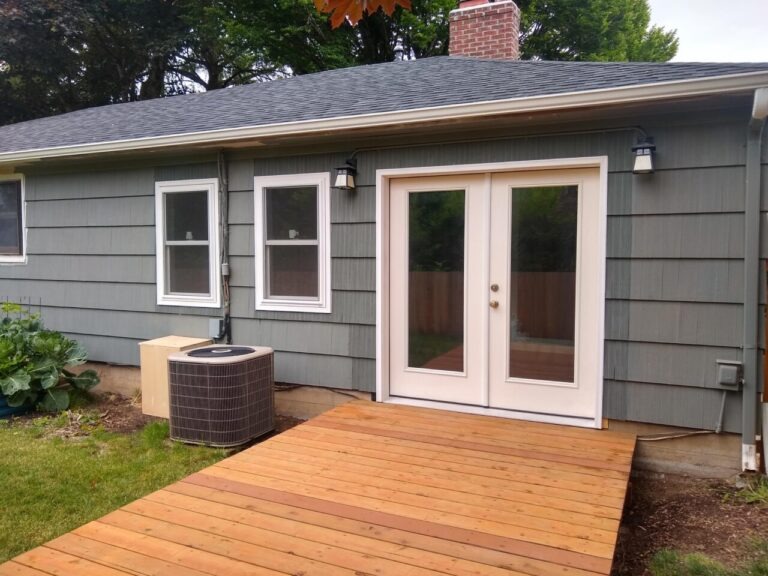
[517,0,678,61]
[0,0,678,127]
[319,0,677,63]
[352,0,453,62]
[218,0,357,76]
[0,0,180,125]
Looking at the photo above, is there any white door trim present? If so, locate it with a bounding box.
[375,156,609,428]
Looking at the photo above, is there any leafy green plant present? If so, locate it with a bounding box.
[0,303,99,412]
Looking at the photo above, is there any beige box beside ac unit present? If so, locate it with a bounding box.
[139,336,212,418]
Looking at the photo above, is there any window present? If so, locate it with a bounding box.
[0,175,25,264]
[254,173,331,313]
[155,179,220,307]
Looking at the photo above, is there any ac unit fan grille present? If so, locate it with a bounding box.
[169,351,274,447]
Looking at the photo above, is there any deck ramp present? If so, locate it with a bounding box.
[0,401,636,576]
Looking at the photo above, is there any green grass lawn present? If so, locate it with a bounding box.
[0,412,228,563]
[651,544,768,576]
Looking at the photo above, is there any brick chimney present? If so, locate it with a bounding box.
[449,0,520,60]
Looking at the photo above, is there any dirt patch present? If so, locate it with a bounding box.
[89,392,157,434]
[613,471,768,575]
[5,391,305,440]
[5,392,159,436]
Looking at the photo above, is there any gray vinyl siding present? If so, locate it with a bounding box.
[2,104,763,431]
[7,156,378,389]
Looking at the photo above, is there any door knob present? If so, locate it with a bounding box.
[489,300,499,309]
[490,284,499,292]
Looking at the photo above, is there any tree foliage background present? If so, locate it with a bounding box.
[0,0,677,127]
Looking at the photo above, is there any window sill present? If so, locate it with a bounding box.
[157,295,221,308]
[0,255,27,265]
[256,299,331,314]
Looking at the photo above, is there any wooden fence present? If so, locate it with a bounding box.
[408,271,575,340]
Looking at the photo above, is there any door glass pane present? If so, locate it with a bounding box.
[167,245,210,294]
[0,181,22,255]
[408,190,465,372]
[509,186,577,382]
[267,245,319,298]
[166,191,209,241]
[266,186,318,240]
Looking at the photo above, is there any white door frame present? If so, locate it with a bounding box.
[375,156,609,429]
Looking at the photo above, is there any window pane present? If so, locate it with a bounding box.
[267,245,318,298]
[266,186,318,240]
[509,186,577,383]
[407,190,465,372]
[0,181,22,255]
[166,191,209,241]
[167,245,210,294]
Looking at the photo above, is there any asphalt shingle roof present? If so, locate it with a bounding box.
[1,57,767,155]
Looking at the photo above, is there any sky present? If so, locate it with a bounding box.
[646,0,768,62]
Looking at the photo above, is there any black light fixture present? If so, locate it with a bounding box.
[334,158,357,191]
[632,137,656,174]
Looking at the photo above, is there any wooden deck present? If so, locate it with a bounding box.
[0,401,636,576]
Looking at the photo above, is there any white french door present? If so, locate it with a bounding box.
[389,174,487,405]
[388,167,603,423]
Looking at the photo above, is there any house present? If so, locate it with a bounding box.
[1,0,767,474]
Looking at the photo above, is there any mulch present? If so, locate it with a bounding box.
[613,471,768,575]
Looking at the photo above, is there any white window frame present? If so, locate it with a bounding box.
[155,178,221,308]
[254,172,331,313]
[0,174,26,265]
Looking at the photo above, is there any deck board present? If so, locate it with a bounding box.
[0,401,635,575]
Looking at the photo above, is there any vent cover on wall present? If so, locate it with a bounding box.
[168,344,274,447]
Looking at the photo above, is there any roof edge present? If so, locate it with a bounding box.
[2,70,768,165]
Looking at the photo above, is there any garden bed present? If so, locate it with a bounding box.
[614,471,768,575]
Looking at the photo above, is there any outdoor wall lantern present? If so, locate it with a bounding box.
[334,158,357,191]
[632,137,656,174]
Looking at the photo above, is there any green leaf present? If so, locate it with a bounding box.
[64,369,100,391]
[0,371,32,396]
[40,367,60,390]
[38,388,69,412]
[7,389,37,408]
[29,358,56,374]
[64,341,88,366]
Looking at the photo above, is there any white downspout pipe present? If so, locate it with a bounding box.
[744,87,768,471]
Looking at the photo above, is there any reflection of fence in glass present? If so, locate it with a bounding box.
[509,185,578,383]
[510,271,575,342]
[408,271,464,371]
[407,189,465,372]
[409,271,464,336]
[509,271,575,383]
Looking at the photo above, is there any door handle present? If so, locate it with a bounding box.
[489,300,499,309]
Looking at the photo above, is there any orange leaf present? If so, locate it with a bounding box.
[317,0,412,27]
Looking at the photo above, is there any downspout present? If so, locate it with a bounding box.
[217,150,232,344]
[743,87,768,471]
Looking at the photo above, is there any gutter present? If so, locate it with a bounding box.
[1,71,768,165]
[743,86,768,471]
